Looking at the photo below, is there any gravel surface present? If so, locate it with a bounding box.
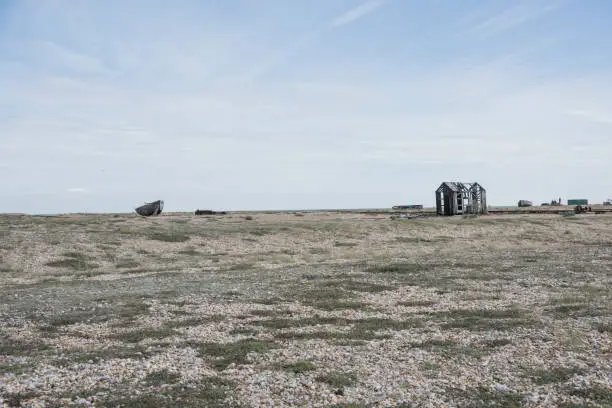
[0,212,611,407]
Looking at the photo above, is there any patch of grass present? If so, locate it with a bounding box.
[249,309,294,317]
[166,315,225,328]
[61,251,90,258]
[45,251,98,271]
[421,360,441,376]
[547,303,604,318]
[316,371,357,388]
[43,299,150,329]
[396,236,452,244]
[273,317,423,342]
[569,386,612,405]
[196,339,274,370]
[479,338,512,348]
[2,392,42,408]
[42,310,107,329]
[249,228,271,236]
[114,299,151,321]
[396,236,428,243]
[528,366,585,385]
[229,326,259,336]
[461,271,513,282]
[116,259,141,269]
[408,339,488,359]
[0,263,13,273]
[334,241,358,247]
[0,336,51,356]
[449,386,524,407]
[461,292,501,300]
[579,284,611,298]
[430,308,534,331]
[550,304,588,313]
[55,343,167,365]
[0,362,33,375]
[397,299,437,307]
[228,262,254,271]
[178,248,202,256]
[366,262,428,274]
[594,322,612,333]
[98,377,237,408]
[274,330,371,341]
[252,297,284,305]
[110,327,177,343]
[442,317,533,331]
[294,286,368,311]
[283,359,316,373]
[254,316,349,330]
[144,369,181,386]
[443,309,526,319]
[170,309,190,316]
[148,231,191,243]
[548,295,588,305]
[325,279,395,293]
[351,317,424,333]
[315,299,368,311]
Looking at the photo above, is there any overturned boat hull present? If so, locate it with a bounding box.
[135,200,164,217]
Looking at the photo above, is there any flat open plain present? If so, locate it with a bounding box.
[0,212,611,407]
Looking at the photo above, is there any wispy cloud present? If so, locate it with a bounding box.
[329,0,385,28]
[67,188,88,193]
[468,1,564,36]
[244,1,387,80]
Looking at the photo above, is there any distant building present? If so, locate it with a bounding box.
[435,182,487,216]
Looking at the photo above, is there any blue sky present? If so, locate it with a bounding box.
[1,0,611,213]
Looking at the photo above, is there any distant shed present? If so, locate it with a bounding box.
[435,182,487,216]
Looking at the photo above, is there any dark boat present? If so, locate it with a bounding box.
[135,200,164,216]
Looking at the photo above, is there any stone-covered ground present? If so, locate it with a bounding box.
[0,212,610,407]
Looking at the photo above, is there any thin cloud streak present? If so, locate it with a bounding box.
[244,0,387,80]
[329,0,385,28]
[467,0,564,36]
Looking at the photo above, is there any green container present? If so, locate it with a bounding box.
[567,199,588,205]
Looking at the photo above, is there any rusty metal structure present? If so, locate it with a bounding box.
[435,182,487,216]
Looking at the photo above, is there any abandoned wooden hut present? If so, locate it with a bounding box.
[435,182,487,216]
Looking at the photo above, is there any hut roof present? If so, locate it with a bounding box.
[436,182,460,193]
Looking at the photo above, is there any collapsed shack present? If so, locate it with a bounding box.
[195,209,227,215]
[574,205,592,214]
[435,182,487,216]
[392,204,423,210]
[390,213,429,220]
[135,200,164,217]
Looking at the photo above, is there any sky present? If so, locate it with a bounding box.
[1,0,611,213]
